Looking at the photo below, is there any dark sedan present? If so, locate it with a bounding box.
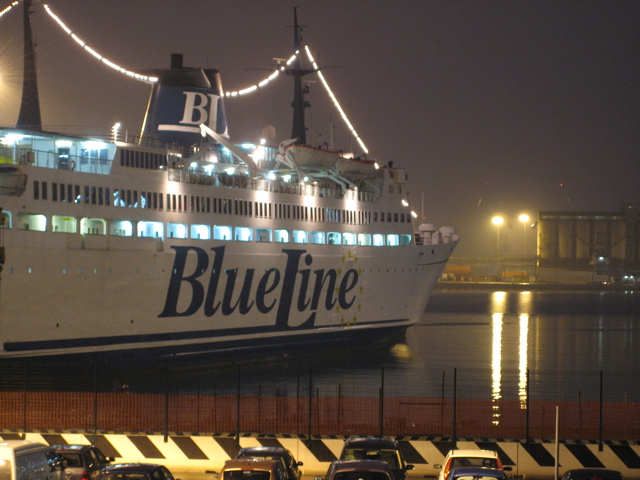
[446,467,508,480]
[96,463,176,480]
[235,446,303,480]
[561,469,624,480]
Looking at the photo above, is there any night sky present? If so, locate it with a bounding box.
[0,1,638,256]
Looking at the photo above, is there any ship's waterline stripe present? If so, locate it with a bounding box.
[3,318,411,353]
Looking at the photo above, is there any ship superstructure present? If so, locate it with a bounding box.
[0,4,458,360]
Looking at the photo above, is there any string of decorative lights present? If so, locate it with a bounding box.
[43,4,158,84]
[0,1,18,19]
[304,45,368,154]
[4,0,369,153]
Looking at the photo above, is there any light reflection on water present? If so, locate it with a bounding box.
[108,289,640,402]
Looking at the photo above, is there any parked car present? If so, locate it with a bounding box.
[321,459,395,480]
[561,469,624,480]
[235,446,303,480]
[434,449,510,480]
[96,463,176,480]
[0,440,65,480]
[53,444,113,480]
[219,458,288,480]
[339,437,414,480]
[446,467,508,480]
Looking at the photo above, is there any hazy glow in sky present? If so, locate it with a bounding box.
[0,0,638,256]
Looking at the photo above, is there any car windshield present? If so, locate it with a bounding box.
[59,453,82,467]
[224,471,271,480]
[451,458,496,469]
[342,450,399,469]
[100,474,149,480]
[334,472,391,480]
[454,476,501,480]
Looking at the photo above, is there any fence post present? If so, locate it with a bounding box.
[92,360,98,444]
[599,370,603,452]
[22,360,28,439]
[526,368,530,442]
[164,369,169,442]
[338,383,342,434]
[453,368,457,450]
[440,371,445,436]
[236,365,240,445]
[380,367,385,437]
[307,366,313,443]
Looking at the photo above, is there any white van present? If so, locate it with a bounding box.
[0,440,65,480]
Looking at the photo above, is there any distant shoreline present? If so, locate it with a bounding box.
[435,281,639,291]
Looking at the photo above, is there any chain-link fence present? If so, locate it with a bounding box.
[1,363,638,440]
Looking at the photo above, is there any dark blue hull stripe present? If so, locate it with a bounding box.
[4,318,410,353]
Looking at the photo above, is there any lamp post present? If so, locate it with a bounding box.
[519,214,530,255]
[492,216,504,257]
[519,214,530,274]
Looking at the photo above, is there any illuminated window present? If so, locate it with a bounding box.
[138,221,163,238]
[168,222,187,239]
[191,224,210,240]
[81,217,106,235]
[235,226,252,241]
[274,229,289,243]
[52,215,76,233]
[257,228,272,242]
[293,230,308,244]
[327,232,341,245]
[214,225,232,241]
[311,231,325,244]
[343,233,356,245]
[111,220,133,236]
[17,212,47,232]
[358,233,371,246]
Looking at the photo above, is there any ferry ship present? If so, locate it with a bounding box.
[0,5,458,361]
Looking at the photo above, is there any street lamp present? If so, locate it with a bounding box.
[492,216,504,256]
[519,214,530,255]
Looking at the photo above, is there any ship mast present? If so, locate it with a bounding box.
[289,7,314,145]
[17,0,42,131]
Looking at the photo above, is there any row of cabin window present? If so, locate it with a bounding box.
[32,180,411,225]
[1,211,412,246]
[119,148,168,170]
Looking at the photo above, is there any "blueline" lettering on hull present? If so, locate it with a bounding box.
[159,246,360,329]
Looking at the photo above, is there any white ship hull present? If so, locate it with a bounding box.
[0,13,458,360]
[0,237,451,359]
[0,151,457,360]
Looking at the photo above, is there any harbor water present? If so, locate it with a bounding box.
[98,286,640,404]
